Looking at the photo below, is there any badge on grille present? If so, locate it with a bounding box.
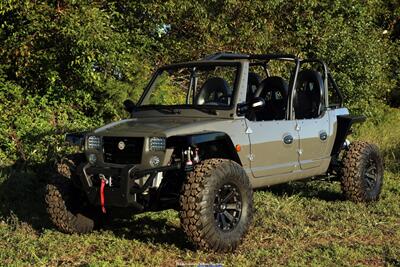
[118,141,125,150]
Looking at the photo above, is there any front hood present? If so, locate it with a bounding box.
[93,117,232,137]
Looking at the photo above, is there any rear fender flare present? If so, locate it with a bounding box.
[331,115,366,156]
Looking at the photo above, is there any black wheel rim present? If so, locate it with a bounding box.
[213,183,242,232]
[364,158,378,190]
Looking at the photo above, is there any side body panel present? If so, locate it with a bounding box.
[245,119,300,178]
[246,109,343,189]
[296,111,332,170]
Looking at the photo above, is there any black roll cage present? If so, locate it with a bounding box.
[204,52,344,115]
[135,52,344,119]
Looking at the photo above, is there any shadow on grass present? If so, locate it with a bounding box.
[105,215,193,250]
[0,162,192,249]
[265,180,344,202]
[0,161,53,231]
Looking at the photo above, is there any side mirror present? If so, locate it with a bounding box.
[123,99,136,113]
[249,97,265,109]
[237,97,265,116]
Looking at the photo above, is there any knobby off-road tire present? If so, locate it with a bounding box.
[180,159,253,252]
[55,154,85,184]
[45,154,96,233]
[341,141,384,202]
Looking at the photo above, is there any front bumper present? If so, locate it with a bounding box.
[78,163,179,210]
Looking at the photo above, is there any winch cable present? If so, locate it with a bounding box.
[99,175,107,214]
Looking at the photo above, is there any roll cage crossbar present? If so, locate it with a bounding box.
[203,52,297,61]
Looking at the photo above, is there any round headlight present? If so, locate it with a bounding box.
[149,156,160,167]
[88,154,97,165]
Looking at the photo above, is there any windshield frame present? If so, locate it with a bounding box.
[136,61,242,111]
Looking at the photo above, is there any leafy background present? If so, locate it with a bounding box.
[0,0,399,165]
[0,0,399,266]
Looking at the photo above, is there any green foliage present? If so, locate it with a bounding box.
[0,1,150,118]
[0,1,151,165]
[0,79,101,165]
[0,0,399,165]
[149,73,187,105]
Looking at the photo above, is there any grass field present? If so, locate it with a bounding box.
[0,109,399,266]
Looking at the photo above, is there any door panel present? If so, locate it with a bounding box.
[247,120,299,178]
[297,111,331,169]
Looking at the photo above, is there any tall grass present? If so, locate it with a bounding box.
[355,108,400,172]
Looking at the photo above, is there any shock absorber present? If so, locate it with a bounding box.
[184,147,193,171]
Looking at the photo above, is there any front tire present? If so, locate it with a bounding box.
[179,159,253,252]
[45,155,98,233]
[46,176,95,233]
[341,141,384,202]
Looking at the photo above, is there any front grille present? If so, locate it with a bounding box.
[103,137,144,164]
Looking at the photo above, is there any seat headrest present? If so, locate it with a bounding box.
[255,76,288,100]
[195,77,230,105]
[296,70,323,102]
[297,70,324,91]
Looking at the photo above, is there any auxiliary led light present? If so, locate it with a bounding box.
[149,137,166,151]
[87,136,101,149]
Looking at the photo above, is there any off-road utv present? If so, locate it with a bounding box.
[45,53,384,252]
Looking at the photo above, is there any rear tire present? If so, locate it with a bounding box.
[341,141,384,202]
[179,159,253,252]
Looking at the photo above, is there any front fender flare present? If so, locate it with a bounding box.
[167,132,242,165]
